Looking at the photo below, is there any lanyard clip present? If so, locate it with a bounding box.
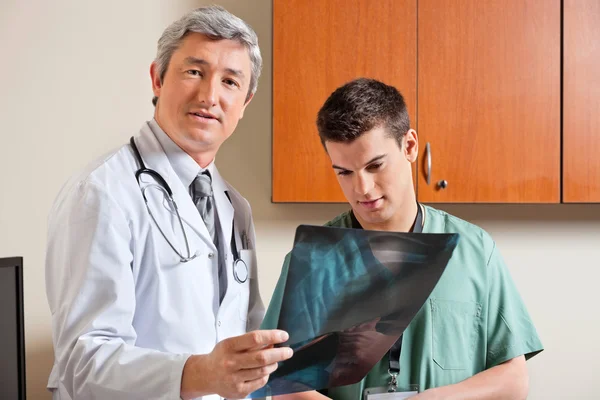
[387,369,398,392]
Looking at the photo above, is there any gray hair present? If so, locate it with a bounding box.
[152,5,262,106]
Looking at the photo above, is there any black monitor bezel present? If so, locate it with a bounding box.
[0,257,26,399]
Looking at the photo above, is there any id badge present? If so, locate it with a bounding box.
[363,385,419,400]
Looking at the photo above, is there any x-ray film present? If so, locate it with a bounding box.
[250,225,459,398]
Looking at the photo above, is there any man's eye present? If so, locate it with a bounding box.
[337,170,352,176]
[368,163,382,171]
[187,70,202,76]
[223,79,239,87]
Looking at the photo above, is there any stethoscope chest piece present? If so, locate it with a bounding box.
[233,258,248,284]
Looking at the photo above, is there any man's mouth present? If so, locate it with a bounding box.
[359,197,383,209]
[189,111,219,122]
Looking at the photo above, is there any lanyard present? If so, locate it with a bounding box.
[388,203,423,391]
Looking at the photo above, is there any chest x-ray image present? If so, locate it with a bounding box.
[251,225,459,398]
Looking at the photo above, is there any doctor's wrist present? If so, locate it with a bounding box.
[180,354,212,400]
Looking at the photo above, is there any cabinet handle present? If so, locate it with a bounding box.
[426,142,432,185]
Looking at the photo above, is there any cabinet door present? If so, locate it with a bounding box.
[417,0,561,203]
[563,0,600,203]
[272,0,417,202]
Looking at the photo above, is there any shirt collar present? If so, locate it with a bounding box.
[148,118,216,190]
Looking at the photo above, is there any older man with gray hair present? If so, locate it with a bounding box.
[45,6,292,400]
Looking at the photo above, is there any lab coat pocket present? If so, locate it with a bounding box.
[237,249,256,322]
[431,298,482,370]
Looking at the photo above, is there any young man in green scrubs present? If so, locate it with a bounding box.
[263,78,543,400]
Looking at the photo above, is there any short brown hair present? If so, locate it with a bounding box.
[316,78,410,148]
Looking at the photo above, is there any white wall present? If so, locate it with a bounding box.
[1,0,599,398]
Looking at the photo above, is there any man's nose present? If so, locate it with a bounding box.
[354,173,374,196]
[198,77,218,106]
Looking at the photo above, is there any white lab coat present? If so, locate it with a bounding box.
[45,121,265,400]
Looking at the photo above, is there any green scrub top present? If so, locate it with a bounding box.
[261,205,543,399]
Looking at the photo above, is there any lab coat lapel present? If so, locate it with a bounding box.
[134,124,216,252]
[211,167,240,306]
[211,166,234,259]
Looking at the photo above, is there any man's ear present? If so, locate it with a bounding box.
[239,92,254,119]
[404,129,419,162]
[150,62,162,99]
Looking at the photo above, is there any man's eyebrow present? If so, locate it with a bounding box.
[183,56,209,66]
[364,154,386,166]
[224,68,245,79]
[332,154,386,171]
[332,164,349,171]
[183,57,246,79]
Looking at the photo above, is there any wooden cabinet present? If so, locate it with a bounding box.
[417,0,560,203]
[273,1,597,204]
[563,0,600,203]
[272,0,417,202]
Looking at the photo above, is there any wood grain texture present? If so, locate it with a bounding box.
[272,0,417,202]
[417,0,561,203]
[563,0,600,203]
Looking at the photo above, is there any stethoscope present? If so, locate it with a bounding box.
[130,136,248,283]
